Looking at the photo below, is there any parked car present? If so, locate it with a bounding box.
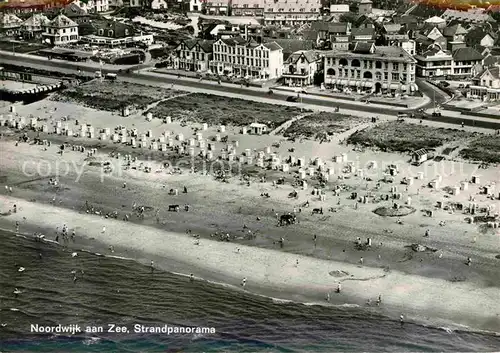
[105,73,117,81]
[286,96,299,102]
[439,81,450,87]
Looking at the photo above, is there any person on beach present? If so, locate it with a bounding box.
[400,315,405,327]
[424,229,430,237]
[241,277,247,289]
[280,237,284,249]
[8,186,12,193]
[466,257,472,266]
[190,274,194,282]
[102,226,106,234]
[377,294,382,306]
[326,293,330,302]
[15,222,19,233]
[71,230,76,241]
[366,299,371,306]
[150,261,154,273]
[296,259,299,267]
[313,234,317,247]
[336,283,341,293]
[183,186,188,193]
[359,257,364,265]
[13,204,17,213]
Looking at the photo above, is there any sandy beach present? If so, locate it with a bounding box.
[1,86,500,334]
[1,193,500,333]
[0,137,499,332]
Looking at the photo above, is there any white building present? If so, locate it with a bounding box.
[323,42,418,95]
[249,122,267,134]
[185,0,202,11]
[0,13,23,36]
[42,14,79,45]
[21,14,50,39]
[469,66,500,101]
[263,0,321,26]
[205,0,229,15]
[329,4,349,21]
[282,50,322,86]
[210,37,283,80]
[451,47,483,78]
[423,16,446,29]
[151,0,168,9]
[73,0,110,12]
[231,0,265,16]
[414,47,453,77]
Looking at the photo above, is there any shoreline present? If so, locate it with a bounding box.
[1,196,500,334]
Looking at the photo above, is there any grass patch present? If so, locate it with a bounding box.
[0,40,48,54]
[53,81,182,111]
[147,93,307,128]
[459,136,500,164]
[283,112,368,140]
[347,122,476,152]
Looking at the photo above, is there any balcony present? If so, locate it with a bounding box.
[283,71,309,77]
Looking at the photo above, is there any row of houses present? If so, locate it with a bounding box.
[0,12,153,46]
[172,37,417,95]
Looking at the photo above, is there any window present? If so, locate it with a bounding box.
[384,72,388,80]
[327,68,335,75]
[375,72,381,80]
[393,63,399,71]
[351,59,360,67]
[363,71,372,79]
[339,58,347,66]
[375,61,382,69]
[392,73,400,81]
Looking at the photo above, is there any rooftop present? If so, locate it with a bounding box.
[452,47,483,62]
[285,50,321,64]
[324,45,415,62]
[48,14,78,28]
[442,9,494,23]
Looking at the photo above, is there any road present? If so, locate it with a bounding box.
[2,53,500,130]
[415,78,450,108]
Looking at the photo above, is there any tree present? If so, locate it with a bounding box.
[339,13,358,23]
[313,70,324,86]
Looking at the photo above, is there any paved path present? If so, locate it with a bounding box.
[2,51,500,131]
[269,114,309,136]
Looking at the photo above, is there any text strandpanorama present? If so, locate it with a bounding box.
[31,324,216,335]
